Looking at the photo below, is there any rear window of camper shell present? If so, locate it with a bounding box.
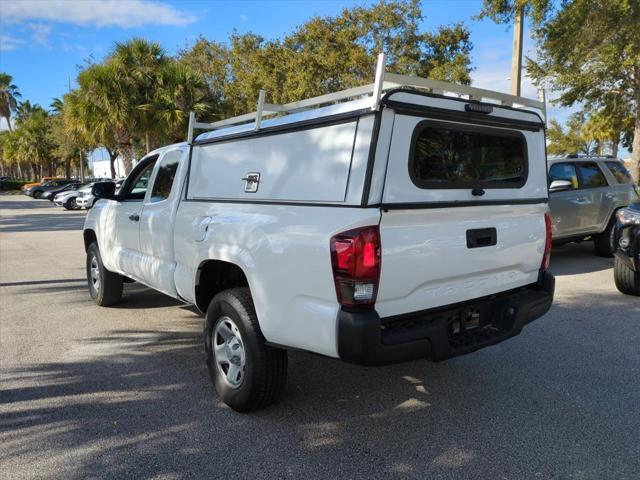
[409,120,528,189]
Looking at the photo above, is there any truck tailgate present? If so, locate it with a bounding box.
[376,203,547,318]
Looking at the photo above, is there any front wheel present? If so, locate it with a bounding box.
[33,190,43,199]
[86,243,123,306]
[204,288,287,412]
[614,256,640,296]
[65,198,78,210]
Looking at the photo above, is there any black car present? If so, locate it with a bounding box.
[41,182,84,201]
[26,180,74,199]
[613,203,640,296]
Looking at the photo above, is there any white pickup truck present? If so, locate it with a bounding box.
[84,57,555,412]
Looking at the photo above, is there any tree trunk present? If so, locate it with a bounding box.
[145,131,151,154]
[118,143,135,175]
[106,147,118,179]
[610,139,618,159]
[5,116,12,132]
[65,159,72,179]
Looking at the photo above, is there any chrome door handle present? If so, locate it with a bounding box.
[605,193,615,199]
[128,214,139,222]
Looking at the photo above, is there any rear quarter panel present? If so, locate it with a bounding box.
[173,202,380,357]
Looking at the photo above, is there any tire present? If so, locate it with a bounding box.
[593,217,616,257]
[204,288,287,412]
[66,198,78,210]
[86,243,123,306]
[33,190,43,199]
[614,256,640,296]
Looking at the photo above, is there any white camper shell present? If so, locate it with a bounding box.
[83,54,555,412]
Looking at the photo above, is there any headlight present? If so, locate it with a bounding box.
[617,208,640,225]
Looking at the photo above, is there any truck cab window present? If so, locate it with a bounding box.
[150,150,181,203]
[122,158,157,201]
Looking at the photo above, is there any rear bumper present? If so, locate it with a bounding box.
[338,272,555,366]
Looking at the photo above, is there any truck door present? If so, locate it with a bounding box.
[111,156,157,280]
[137,148,185,296]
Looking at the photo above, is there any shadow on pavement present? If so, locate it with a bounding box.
[2,292,639,479]
[549,242,613,276]
[0,212,85,232]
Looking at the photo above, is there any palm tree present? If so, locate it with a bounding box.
[110,38,168,153]
[65,65,136,174]
[155,61,212,143]
[0,73,21,132]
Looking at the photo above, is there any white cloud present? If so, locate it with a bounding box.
[28,23,52,46]
[0,0,196,28]
[0,33,24,51]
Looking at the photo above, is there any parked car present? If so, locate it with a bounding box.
[21,176,66,192]
[613,203,640,295]
[25,179,75,199]
[41,182,83,201]
[83,59,554,412]
[76,180,122,209]
[548,156,639,256]
[54,183,94,210]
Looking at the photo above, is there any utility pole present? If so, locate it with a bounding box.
[510,6,524,96]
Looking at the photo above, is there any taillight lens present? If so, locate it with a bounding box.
[541,212,552,272]
[330,225,381,309]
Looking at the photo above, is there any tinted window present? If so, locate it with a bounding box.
[549,163,579,189]
[123,159,157,200]
[150,150,181,203]
[577,163,608,188]
[605,161,633,184]
[410,122,526,188]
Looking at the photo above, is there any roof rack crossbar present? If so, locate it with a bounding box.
[187,52,547,142]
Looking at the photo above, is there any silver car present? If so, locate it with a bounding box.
[548,155,639,256]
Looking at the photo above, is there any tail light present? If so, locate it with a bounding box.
[330,225,381,309]
[541,212,552,272]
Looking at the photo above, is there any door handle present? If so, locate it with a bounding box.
[128,213,140,222]
[605,193,615,199]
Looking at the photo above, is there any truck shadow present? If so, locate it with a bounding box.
[3,288,638,479]
[549,241,613,276]
[0,212,85,232]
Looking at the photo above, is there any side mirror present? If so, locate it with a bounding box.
[549,179,573,193]
[92,181,116,200]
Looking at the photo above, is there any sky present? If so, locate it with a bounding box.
[0,0,586,157]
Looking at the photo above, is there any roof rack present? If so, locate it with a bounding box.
[187,53,547,143]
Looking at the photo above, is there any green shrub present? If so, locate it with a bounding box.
[0,180,30,191]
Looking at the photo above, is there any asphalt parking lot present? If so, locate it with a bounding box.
[1,194,639,480]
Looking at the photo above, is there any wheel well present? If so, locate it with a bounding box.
[83,229,97,252]
[195,260,249,313]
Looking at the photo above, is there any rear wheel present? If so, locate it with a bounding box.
[204,288,287,412]
[614,256,640,296]
[86,243,123,306]
[593,217,616,257]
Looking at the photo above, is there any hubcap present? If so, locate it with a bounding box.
[90,256,100,292]
[212,316,246,388]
